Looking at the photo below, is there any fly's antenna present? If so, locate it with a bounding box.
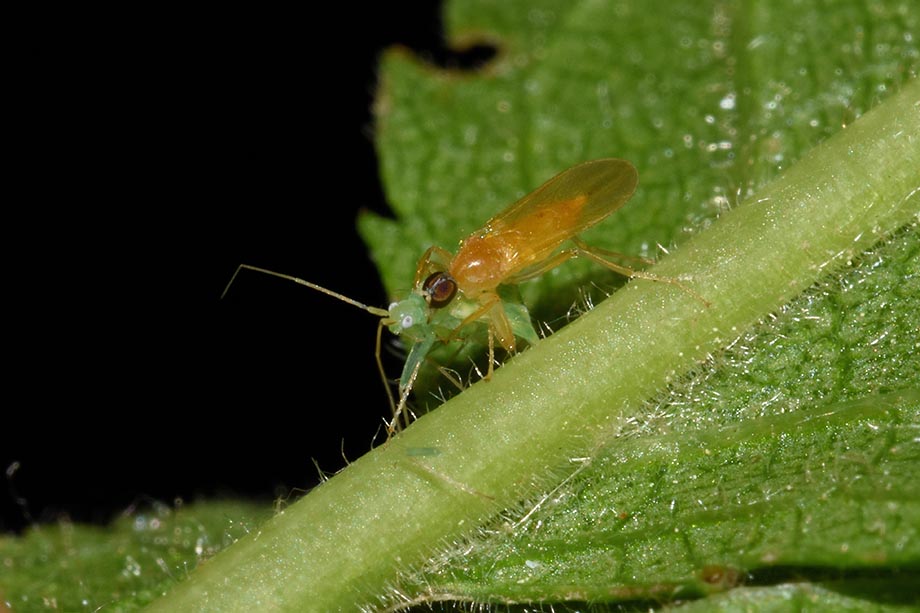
[222,264,391,318]
[223,263,402,431]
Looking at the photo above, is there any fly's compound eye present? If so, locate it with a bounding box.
[422,272,458,308]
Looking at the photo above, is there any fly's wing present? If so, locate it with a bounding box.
[483,158,638,266]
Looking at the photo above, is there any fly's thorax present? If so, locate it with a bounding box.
[449,233,517,293]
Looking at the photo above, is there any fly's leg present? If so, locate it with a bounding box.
[436,366,465,392]
[412,246,454,288]
[221,263,404,435]
[505,240,709,307]
[486,324,495,380]
[441,291,515,382]
[571,237,711,307]
[505,250,578,284]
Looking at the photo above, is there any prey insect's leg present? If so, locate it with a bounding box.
[571,237,711,307]
[375,318,398,423]
[387,357,422,437]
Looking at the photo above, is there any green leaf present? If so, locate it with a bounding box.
[4,1,918,612]
[0,501,270,611]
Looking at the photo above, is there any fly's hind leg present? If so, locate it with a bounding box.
[571,237,711,307]
[505,239,709,307]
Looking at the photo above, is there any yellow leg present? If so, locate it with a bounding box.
[412,246,454,288]
[375,319,399,428]
[387,358,422,438]
[507,240,709,307]
[571,237,711,307]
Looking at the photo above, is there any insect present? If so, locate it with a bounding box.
[403,158,706,371]
[225,158,705,436]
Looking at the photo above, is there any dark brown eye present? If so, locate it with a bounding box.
[422,272,457,308]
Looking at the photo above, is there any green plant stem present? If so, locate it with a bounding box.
[146,81,919,613]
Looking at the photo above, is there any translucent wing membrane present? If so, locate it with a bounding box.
[479,158,638,275]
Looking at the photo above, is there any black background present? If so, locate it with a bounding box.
[4,3,495,532]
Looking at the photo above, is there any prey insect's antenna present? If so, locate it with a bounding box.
[222,264,391,317]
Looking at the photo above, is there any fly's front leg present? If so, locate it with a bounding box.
[445,290,514,381]
[413,246,454,288]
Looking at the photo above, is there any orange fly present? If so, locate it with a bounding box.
[225,158,704,436]
[405,158,704,368]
